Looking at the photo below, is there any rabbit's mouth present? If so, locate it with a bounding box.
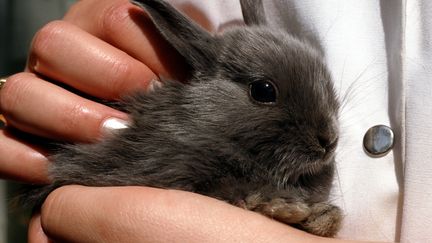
[305,155,335,176]
[271,152,336,187]
[311,135,338,167]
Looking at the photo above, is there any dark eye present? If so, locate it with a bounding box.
[249,80,277,104]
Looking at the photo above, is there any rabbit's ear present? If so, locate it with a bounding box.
[240,0,267,26]
[131,0,216,70]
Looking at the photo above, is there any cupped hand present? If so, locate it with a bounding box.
[27,186,326,243]
[28,186,385,243]
[0,0,187,183]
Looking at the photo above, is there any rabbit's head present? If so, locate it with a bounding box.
[132,0,339,185]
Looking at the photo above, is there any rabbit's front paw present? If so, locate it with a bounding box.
[299,203,342,237]
[244,195,312,224]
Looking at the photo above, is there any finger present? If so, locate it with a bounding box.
[28,214,51,243]
[0,73,128,142]
[28,20,158,100]
[0,129,49,184]
[63,0,189,81]
[40,186,317,243]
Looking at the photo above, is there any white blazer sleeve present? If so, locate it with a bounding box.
[401,1,432,242]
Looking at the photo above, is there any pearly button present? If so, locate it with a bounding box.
[363,125,394,157]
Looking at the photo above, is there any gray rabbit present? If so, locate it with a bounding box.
[24,0,342,237]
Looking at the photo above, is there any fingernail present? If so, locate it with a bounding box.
[101,117,129,136]
[148,79,163,92]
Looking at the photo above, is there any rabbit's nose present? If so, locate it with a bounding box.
[317,135,338,154]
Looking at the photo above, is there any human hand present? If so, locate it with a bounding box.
[0,0,187,183]
[28,185,385,243]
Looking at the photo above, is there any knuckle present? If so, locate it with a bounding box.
[100,2,131,38]
[107,60,134,95]
[31,20,67,58]
[0,73,32,116]
[62,103,87,133]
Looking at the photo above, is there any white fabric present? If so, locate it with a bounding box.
[170,0,432,242]
[401,1,432,242]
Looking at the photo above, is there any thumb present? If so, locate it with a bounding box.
[38,185,315,243]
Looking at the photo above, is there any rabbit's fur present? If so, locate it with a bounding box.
[25,0,342,237]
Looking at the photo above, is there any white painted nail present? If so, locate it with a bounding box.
[101,117,129,136]
[148,79,163,92]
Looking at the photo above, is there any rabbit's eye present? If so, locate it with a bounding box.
[249,80,277,104]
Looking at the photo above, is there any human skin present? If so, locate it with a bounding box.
[0,0,187,182]
[0,0,390,242]
[27,186,382,243]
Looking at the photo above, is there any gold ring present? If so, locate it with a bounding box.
[0,76,7,120]
[0,77,7,90]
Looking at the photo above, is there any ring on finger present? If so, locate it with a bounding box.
[0,76,8,123]
[0,76,7,91]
